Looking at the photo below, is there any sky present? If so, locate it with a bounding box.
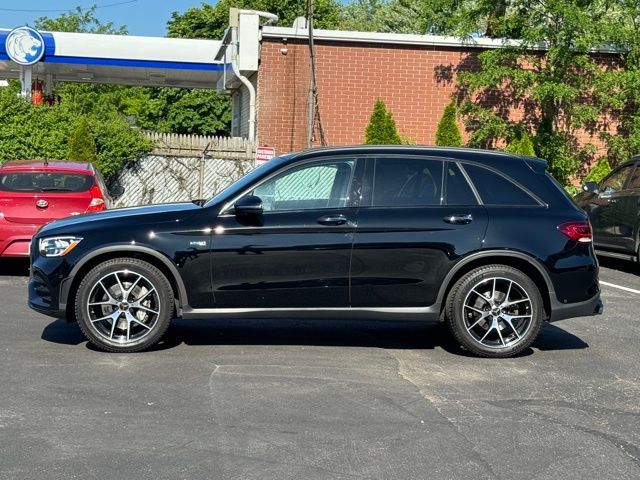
[0,0,350,37]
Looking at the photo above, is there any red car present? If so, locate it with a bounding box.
[0,160,121,257]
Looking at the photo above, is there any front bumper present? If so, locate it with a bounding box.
[549,293,604,322]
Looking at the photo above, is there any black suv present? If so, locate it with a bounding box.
[29,147,602,357]
[575,156,640,263]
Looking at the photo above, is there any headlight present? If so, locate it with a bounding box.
[38,237,83,257]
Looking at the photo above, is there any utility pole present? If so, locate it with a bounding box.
[306,0,315,149]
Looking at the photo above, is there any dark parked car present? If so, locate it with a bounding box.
[28,147,602,357]
[575,156,640,263]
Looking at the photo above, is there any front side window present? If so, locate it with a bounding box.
[252,159,355,212]
[372,157,443,206]
[0,172,94,193]
[463,164,538,206]
[603,165,634,193]
[627,164,640,190]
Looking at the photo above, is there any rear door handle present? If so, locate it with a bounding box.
[444,213,473,225]
[318,214,348,226]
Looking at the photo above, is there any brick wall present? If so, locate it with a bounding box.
[256,37,613,162]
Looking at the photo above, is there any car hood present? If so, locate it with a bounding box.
[38,202,202,235]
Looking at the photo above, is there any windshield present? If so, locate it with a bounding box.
[0,172,94,193]
[204,154,294,207]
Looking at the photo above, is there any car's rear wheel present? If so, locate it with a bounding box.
[445,265,544,358]
[74,258,173,352]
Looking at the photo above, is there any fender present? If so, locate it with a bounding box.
[60,245,190,311]
[434,249,556,308]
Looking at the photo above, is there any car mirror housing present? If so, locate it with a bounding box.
[234,195,263,216]
[583,182,599,194]
[109,183,125,198]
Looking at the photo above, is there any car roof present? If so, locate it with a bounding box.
[291,145,546,168]
[0,160,95,174]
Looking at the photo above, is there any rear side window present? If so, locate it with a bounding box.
[372,157,443,206]
[445,163,478,205]
[463,164,539,206]
[0,172,94,193]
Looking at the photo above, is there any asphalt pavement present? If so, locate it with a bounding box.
[0,257,638,480]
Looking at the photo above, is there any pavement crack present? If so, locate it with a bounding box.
[387,350,500,480]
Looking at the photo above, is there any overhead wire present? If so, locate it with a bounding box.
[0,1,138,13]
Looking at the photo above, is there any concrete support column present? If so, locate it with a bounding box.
[19,66,32,99]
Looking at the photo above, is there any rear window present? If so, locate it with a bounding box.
[463,164,539,206]
[0,172,94,193]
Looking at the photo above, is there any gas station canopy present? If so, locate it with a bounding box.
[0,27,226,90]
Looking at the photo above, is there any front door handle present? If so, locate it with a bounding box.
[318,214,348,226]
[444,213,473,225]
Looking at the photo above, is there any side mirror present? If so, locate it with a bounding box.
[583,182,599,194]
[234,195,263,216]
[109,183,125,198]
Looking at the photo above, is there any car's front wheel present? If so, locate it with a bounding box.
[74,258,173,352]
[445,265,544,358]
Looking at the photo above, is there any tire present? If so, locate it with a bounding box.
[74,258,174,353]
[445,264,544,358]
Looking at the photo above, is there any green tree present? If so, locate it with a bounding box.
[458,0,619,186]
[167,0,342,39]
[505,129,535,156]
[435,100,463,147]
[34,5,126,34]
[365,99,402,144]
[68,117,97,162]
[584,158,611,184]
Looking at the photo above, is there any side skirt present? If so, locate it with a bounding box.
[181,306,441,322]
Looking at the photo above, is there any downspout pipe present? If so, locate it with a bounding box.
[229,9,278,142]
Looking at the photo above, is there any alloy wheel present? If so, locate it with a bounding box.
[462,276,533,349]
[86,269,161,345]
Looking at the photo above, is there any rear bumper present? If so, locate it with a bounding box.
[549,293,603,322]
[0,222,39,257]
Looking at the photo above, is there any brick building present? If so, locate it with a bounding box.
[220,11,610,158]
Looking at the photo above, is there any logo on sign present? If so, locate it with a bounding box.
[256,146,276,164]
[5,27,45,66]
[36,199,48,208]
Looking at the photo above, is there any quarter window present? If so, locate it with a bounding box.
[445,163,478,205]
[463,164,538,206]
[372,158,443,206]
[252,159,355,212]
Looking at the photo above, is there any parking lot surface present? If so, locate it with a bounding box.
[0,258,638,480]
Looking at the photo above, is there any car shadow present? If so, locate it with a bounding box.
[0,258,30,277]
[41,318,588,357]
[597,256,640,276]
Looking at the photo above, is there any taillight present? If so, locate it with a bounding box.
[85,184,106,213]
[558,221,592,243]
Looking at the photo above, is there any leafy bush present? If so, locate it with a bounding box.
[584,158,612,184]
[68,117,97,162]
[435,100,463,147]
[0,83,151,179]
[505,131,536,156]
[365,99,402,144]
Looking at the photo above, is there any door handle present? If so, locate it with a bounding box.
[444,213,473,225]
[318,214,348,226]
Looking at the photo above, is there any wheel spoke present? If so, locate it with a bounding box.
[479,323,495,343]
[501,315,521,339]
[134,287,156,304]
[505,280,513,304]
[91,311,120,323]
[131,305,159,316]
[464,305,486,315]
[471,288,492,304]
[491,278,497,302]
[501,298,530,308]
[467,315,487,332]
[126,311,152,330]
[123,275,142,301]
[113,272,126,301]
[97,280,117,302]
[496,321,506,346]
[89,299,118,307]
